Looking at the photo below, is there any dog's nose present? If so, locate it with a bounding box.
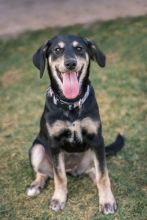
[65,59,77,70]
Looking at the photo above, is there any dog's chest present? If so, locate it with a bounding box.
[47,117,99,144]
[66,120,82,143]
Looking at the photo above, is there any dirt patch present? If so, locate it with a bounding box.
[1,69,22,87]
[0,0,147,38]
[107,52,120,65]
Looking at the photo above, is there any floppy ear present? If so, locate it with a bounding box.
[32,40,51,78]
[84,39,106,67]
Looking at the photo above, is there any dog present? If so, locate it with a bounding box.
[27,35,124,214]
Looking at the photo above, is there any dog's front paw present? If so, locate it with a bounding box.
[49,199,66,211]
[26,185,41,197]
[99,200,117,215]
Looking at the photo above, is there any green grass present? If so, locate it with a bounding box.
[0,16,147,220]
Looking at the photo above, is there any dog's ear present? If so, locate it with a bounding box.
[32,40,51,78]
[84,39,106,67]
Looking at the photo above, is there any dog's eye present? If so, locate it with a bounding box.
[54,47,63,54]
[75,46,83,52]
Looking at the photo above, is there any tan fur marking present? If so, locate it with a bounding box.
[70,120,82,142]
[46,118,98,140]
[81,117,99,134]
[31,144,53,176]
[52,152,67,202]
[54,152,67,187]
[77,53,89,88]
[31,144,47,171]
[72,41,79,47]
[48,55,65,72]
[48,55,65,91]
[58,41,65,48]
[46,120,68,137]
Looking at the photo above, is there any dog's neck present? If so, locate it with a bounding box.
[46,84,90,110]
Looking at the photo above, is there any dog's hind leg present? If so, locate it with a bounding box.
[27,143,53,197]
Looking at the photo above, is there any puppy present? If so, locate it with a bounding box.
[27,35,124,214]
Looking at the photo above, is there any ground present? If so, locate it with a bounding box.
[0,16,147,219]
[0,0,147,38]
[0,1,147,220]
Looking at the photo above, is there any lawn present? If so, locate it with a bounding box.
[0,16,146,220]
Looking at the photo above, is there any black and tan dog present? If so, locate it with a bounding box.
[27,35,124,214]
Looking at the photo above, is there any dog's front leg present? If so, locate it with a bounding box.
[93,136,117,215]
[49,146,67,212]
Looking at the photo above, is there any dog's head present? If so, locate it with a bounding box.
[33,35,105,100]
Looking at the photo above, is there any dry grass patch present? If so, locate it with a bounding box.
[0,16,147,220]
[1,69,22,88]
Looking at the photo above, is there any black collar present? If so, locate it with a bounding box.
[46,85,90,110]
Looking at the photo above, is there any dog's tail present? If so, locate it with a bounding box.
[105,134,125,157]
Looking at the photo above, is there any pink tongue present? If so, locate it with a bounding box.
[62,72,79,99]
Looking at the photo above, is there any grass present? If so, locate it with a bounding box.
[0,16,147,220]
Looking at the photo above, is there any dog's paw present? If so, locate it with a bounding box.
[26,185,41,197]
[49,199,66,212]
[99,201,117,215]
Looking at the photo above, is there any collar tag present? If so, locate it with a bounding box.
[53,95,57,105]
[78,99,82,109]
[69,105,72,110]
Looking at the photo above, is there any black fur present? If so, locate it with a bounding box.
[28,35,124,214]
[32,35,124,156]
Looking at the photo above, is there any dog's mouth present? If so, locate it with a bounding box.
[56,66,83,100]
